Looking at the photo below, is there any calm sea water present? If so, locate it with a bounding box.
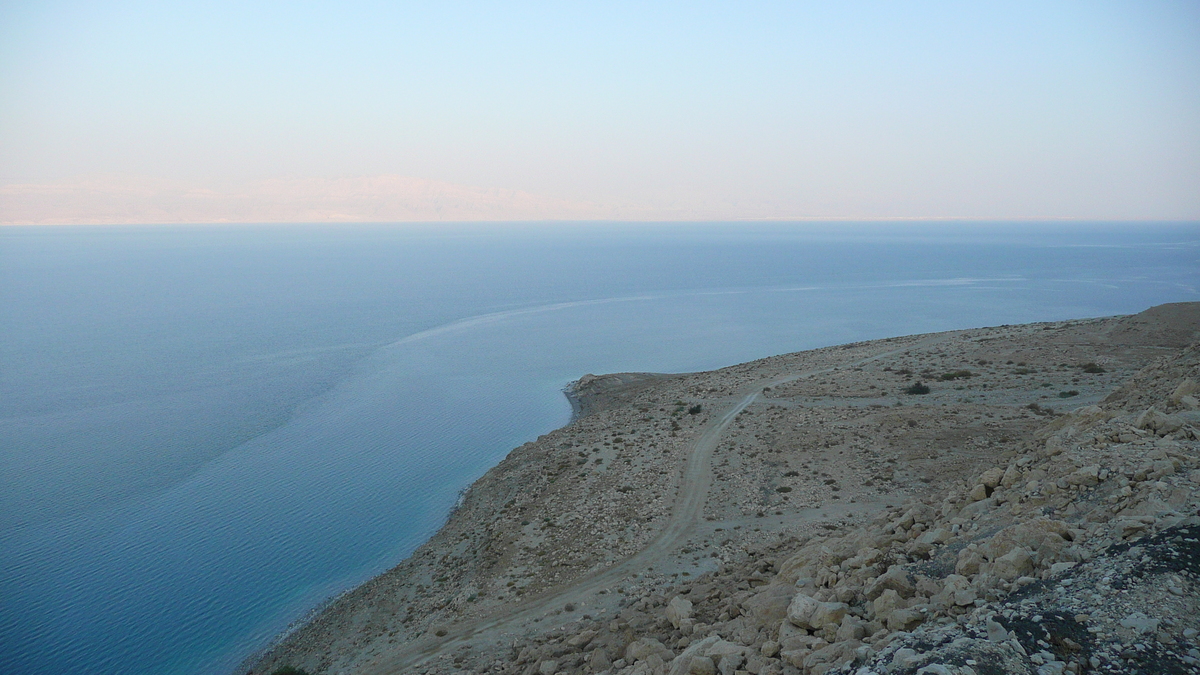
[1,222,1197,674]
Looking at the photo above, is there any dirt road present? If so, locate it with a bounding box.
[361,336,943,673]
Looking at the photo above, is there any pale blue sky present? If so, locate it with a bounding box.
[1,1,1198,220]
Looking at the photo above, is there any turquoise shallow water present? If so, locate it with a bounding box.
[0,222,1197,674]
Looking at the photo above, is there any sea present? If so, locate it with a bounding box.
[0,222,1197,675]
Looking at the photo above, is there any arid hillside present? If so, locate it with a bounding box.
[248,302,1200,675]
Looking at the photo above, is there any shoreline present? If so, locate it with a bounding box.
[246,302,1200,675]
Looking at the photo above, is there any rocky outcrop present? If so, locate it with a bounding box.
[247,303,1200,675]
[494,340,1200,675]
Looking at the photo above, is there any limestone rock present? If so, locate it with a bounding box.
[589,648,612,672]
[1119,612,1159,634]
[872,589,902,623]
[990,546,1034,581]
[836,615,867,641]
[891,648,925,669]
[931,574,975,608]
[742,583,793,624]
[1066,465,1100,487]
[668,636,720,675]
[955,546,984,576]
[785,593,819,628]
[1169,378,1198,405]
[967,483,989,502]
[566,629,596,648]
[687,655,716,675]
[1000,464,1022,488]
[864,565,915,600]
[626,637,671,663]
[803,640,859,673]
[788,592,850,630]
[1136,407,1183,435]
[980,467,1005,489]
[886,607,925,631]
[666,595,694,629]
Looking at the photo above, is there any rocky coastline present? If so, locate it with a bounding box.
[247,302,1200,675]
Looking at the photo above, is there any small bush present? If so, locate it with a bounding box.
[776,486,792,493]
[1026,403,1055,416]
[1081,363,1106,373]
[688,404,702,415]
[270,668,311,675]
[939,370,974,381]
[1058,390,1079,398]
[904,382,931,395]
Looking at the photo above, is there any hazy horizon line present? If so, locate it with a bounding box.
[4,174,1197,226]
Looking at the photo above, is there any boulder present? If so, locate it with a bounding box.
[1066,465,1100,487]
[786,592,849,629]
[566,630,596,648]
[667,636,720,675]
[742,583,793,624]
[813,601,849,630]
[864,565,915,599]
[891,647,926,669]
[626,637,671,663]
[967,483,989,502]
[666,595,694,629]
[1000,464,1022,488]
[872,589,903,623]
[803,640,859,673]
[778,648,810,669]
[931,574,975,608]
[959,496,994,518]
[784,591,850,632]
[984,518,1073,564]
[979,467,1005,488]
[785,593,819,627]
[836,614,867,641]
[1169,378,1198,405]
[1150,458,1178,479]
[588,648,612,672]
[705,640,747,674]
[986,619,1010,642]
[686,656,716,675]
[1136,407,1183,435]
[955,546,984,576]
[886,607,925,631]
[1119,612,1159,635]
[990,547,1034,581]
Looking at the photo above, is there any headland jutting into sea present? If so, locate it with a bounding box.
[249,302,1200,675]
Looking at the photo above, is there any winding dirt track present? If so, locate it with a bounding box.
[362,336,943,673]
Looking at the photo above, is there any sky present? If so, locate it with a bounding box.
[1,1,1199,223]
